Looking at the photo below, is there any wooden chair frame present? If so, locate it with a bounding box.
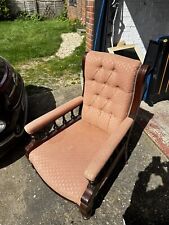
[25,54,149,219]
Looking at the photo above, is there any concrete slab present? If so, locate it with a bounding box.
[137,101,169,158]
[27,84,82,121]
[0,85,169,225]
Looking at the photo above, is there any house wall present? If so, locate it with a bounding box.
[67,0,95,51]
[114,0,169,57]
[67,0,86,24]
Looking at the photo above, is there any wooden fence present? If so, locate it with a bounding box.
[9,0,64,18]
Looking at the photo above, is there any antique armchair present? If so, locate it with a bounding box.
[24,51,148,218]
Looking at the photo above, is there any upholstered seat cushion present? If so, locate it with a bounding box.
[29,119,108,205]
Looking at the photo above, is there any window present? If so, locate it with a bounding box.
[69,0,77,6]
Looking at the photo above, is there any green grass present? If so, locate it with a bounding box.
[0,19,78,65]
[0,19,86,89]
[18,40,85,87]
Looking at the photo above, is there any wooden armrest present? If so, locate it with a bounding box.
[24,96,83,135]
[84,117,134,182]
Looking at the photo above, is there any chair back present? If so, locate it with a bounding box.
[82,51,141,134]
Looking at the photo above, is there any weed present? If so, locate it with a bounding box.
[0,0,10,20]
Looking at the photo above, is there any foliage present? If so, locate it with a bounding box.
[0,18,86,88]
[18,40,85,87]
[16,12,44,21]
[56,0,68,21]
[0,19,81,64]
[69,19,85,32]
[0,0,10,20]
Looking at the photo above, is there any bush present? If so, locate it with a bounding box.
[56,0,68,21]
[16,12,44,21]
[0,0,10,20]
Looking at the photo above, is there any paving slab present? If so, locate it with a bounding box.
[27,84,82,121]
[138,100,169,158]
[0,85,169,225]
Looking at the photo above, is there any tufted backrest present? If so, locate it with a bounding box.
[82,51,141,134]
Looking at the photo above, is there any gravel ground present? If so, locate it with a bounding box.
[56,33,84,58]
[19,32,84,70]
[0,85,169,225]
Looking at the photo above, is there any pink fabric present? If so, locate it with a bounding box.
[26,51,142,205]
[82,51,141,134]
[29,119,108,205]
[84,117,134,181]
[25,96,83,135]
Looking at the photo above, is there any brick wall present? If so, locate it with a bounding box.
[86,0,95,51]
[67,0,95,51]
[67,0,86,24]
[81,0,86,25]
[68,0,169,54]
[114,0,169,57]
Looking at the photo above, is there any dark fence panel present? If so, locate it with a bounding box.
[8,0,64,18]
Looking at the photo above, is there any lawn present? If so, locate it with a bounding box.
[0,19,78,65]
[0,19,85,90]
[18,40,85,89]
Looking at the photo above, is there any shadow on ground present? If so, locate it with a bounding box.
[1,84,169,224]
[93,108,154,214]
[122,97,169,225]
[0,85,56,168]
[0,136,26,169]
[123,156,169,225]
[26,85,56,121]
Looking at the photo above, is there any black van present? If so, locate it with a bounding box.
[0,57,28,158]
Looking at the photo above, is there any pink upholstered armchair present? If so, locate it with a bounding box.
[24,51,148,218]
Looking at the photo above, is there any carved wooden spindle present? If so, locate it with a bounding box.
[78,105,82,116]
[71,110,75,119]
[62,115,67,125]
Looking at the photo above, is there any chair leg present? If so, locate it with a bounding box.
[80,200,93,219]
[80,183,96,219]
[124,125,134,163]
[125,135,131,162]
[80,207,93,220]
[124,144,128,163]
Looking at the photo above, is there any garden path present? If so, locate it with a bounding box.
[20,32,84,70]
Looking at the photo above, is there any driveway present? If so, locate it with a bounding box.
[0,85,168,225]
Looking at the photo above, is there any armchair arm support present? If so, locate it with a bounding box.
[24,96,83,135]
[84,117,134,182]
